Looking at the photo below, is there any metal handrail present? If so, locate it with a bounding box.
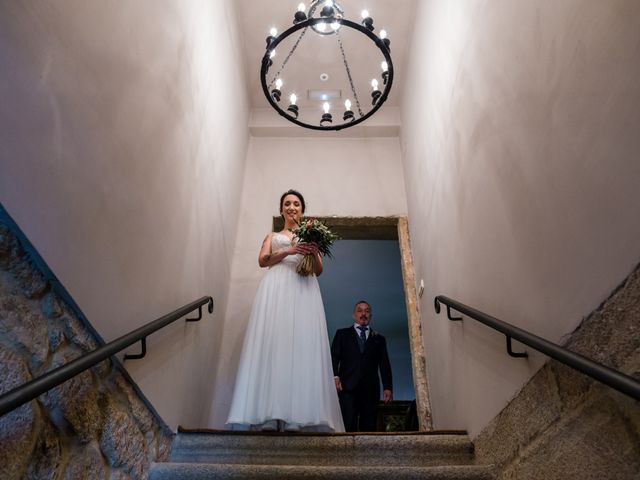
[0,296,214,417]
[434,295,640,401]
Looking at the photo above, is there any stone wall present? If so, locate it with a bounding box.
[0,217,172,479]
[474,264,640,479]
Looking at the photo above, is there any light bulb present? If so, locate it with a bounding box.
[371,78,379,91]
[270,27,277,37]
[323,102,330,114]
[290,93,297,105]
[298,3,305,12]
[317,22,327,32]
[361,9,369,19]
[344,99,352,110]
[381,61,388,72]
[331,21,340,30]
[380,29,387,39]
[275,78,283,89]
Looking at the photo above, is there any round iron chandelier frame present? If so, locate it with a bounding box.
[260,16,394,131]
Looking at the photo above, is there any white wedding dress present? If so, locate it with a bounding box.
[226,233,345,432]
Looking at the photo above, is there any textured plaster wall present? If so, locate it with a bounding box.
[0,1,249,429]
[207,136,407,427]
[400,0,640,436]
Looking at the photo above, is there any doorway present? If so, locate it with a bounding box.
[319,240,415,399]
[273,216,433,430]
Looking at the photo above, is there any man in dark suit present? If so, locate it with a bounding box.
[331,300,393,432]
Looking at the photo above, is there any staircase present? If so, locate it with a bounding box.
[149,430,495,479]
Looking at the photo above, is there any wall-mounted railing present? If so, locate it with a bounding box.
[0,296,213,417]
[434,295,640,400]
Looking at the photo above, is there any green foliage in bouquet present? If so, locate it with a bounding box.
[290,218,340,276]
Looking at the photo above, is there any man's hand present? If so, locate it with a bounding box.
[334,377,342,393]
[383,389,393,403]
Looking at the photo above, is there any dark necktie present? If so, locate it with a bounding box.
[357,326,367,353]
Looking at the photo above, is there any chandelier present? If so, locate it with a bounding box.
[260,1,393,131]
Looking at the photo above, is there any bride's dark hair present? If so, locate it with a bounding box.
[279,189,306,216]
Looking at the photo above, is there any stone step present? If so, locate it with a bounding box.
[149,462,495,480]
[170,432,477,467]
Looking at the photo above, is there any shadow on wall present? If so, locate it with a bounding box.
[319,240,415,401]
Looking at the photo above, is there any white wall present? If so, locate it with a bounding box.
[207,135,407,426]
[401,0,640,436]
[0,1,249,428]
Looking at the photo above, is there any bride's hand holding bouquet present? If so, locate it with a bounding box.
[290,218,339,276]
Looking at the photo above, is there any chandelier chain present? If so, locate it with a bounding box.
[268,27,309,90]
[336,29,364,117]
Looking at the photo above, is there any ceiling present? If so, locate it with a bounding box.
[235,0,416,118]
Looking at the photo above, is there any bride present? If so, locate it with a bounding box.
[226,189,345,432]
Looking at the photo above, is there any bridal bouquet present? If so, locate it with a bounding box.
[291,218,339,276]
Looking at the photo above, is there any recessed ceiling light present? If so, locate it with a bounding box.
[308,89,341,101]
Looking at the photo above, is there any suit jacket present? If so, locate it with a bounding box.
[331,326,392,396]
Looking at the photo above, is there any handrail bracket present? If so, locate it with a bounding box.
[506,335,528,358]
[124,337,147,361]
[434,296,463,321]
[186,297,214,322]
[185,305,203,322]
[446,305,463,321]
